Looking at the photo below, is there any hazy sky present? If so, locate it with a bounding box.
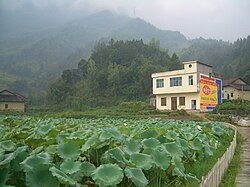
[1,0,250,41]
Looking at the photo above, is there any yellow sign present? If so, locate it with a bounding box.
[200,75,218,110]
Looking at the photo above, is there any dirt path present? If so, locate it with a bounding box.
[236,126,250,187]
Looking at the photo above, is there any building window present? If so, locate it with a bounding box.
[5,104,8,109]
[179,97,185,105]
[170,77,182,87]
[156,79,164,88]
[231,93,234,97]
[161,97,167,106]
[188,75,193,85]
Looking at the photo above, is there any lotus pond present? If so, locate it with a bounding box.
[0,116,233,187]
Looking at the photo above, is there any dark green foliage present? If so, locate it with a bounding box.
[1,9,250,106]
[0,11,186,105]
[213,99,250,115]
[179,36,250,82]
[0,116,234,187]
[47,39,181,108]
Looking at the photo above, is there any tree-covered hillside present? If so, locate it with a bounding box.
[46,39,180,109]
[0,10,249,106]
[179,37,250,82]
[0,11,186,104]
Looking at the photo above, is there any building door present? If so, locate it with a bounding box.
[171,97,177,110]
[191,100,196,110]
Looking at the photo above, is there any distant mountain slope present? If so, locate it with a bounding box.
[179,38,232,70]
[0,10,187,103]
[0,10,249,104]
[179,37,250,83]
[110,18,187,50]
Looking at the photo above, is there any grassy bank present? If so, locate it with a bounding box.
[220,132,243,187]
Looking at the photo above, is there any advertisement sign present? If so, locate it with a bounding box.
[200,74,221,111]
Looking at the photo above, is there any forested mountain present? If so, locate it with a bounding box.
[0,10,249,105]
[179,37,250,82]
[0,11,186,104]
[46,39,180,108]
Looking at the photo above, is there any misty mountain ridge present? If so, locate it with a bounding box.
[0,10,187,78]
[0,10,249,104]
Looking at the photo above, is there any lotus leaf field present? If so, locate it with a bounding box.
[0,116,233,187]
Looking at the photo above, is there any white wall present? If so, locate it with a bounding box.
[156,92,200,110]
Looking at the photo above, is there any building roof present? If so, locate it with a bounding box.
[223,78,247,86]
[182,60,213,67]
[0,90,26,103]
[223,78,250,91]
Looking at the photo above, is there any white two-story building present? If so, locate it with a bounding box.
[151,61,222,111]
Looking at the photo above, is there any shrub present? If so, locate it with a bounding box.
[119,101,149,112]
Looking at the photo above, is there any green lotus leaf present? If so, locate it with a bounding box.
[60,159,82,175]
[30,146,44,155]
[0,168,9,185]
[184,173,200,183]
[0,148,5,161]
[45,145,57,155]
[81,134,98,152]
[165,142,183,158]
[38,152,52,160]
[82,161,96,177]
[21,153,52,172]
[26,164,57,187]
[50,166,79,186]
[68,130,87,140]
[197,134,208,142]
[125,167,148,187]
[92,164,123,186]
[13,132,30,140]
[181,132,197,141]
[191,137,203,151]
[123,139,141,155]
[130,153,152,170]
[100,128,124,142]
[204,145,214,157]
[151,148,171,170]
[142,138,161,150]
[36,123,53,135]
[57,141,80,160]
[69,170,85,182]
[212,126,225,137]
[11,151,29,172]
[0,153,15,166]
[0,128,5,139]
[14,145,28,154]
[0,140,16,152]
[96,141,109,149]
[178,139,189,149]
[56,133,69,144]
[141,129,158,139]
[172,157,185,177]
[129,126,142,139]
[167,131,179,140]
[106,147,126,163]
[119,125,130,136]
[178,139,190,158]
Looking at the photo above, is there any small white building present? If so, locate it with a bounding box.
[151,61,222,111]
[0,90,25,112]
[222,78,250,100]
